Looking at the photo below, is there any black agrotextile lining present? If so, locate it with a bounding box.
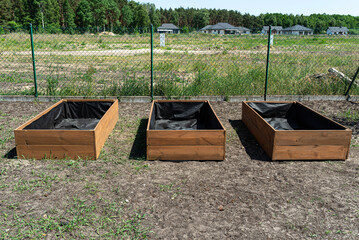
[24,101,113,130]
[150,102,223,130]
[248,102,345,130]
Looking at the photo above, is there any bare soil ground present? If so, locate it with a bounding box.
[0,100,358,239]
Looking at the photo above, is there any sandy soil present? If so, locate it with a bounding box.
[0,100,358,239]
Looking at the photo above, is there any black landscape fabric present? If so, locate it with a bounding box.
[248,102,345,130]
[24,101,113,130]
[150,102,223,130]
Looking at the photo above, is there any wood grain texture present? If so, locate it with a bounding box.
[147,130,225,146]
[244,101,352,161]
[15,99,118,160]
[147,145,225,160]
[275,130,352,146]
[272,145,348,160]
[16,145,95,160]
[146,100,226,161]
[14,130,94,145]
[94,99,119,158]
[242,101,275,158]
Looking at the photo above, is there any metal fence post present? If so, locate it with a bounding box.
[264,26,271,101]
[150,24,154,100]
[345,67,359,96]
[29,23,38,97]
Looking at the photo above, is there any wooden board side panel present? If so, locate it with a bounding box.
[272,145,347,160]
[16,145,95,160]
[275,130,352,146]
[147,130,225,146]
[147,145,225,160]
[242,102,275,158]
[94,100,119,158]
[14,130,95,145]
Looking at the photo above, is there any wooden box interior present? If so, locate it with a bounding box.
[242,101,352,160]
[14,99,118,160]
[147,100,226,160]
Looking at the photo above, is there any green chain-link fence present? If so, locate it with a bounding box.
[1,25,358,97]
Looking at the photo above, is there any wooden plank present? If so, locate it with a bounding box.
[275,130,352,146]
[272,145,347,160]
[16,145,95,160]
[94,99,119,158]
[14,130,94,145]
[242,101,275,158]
[63,99,117,102]
[147,100,155,130]
[147,145,225,160]
[15,99,65,130]
[154,100,210,103]
[147,130,225,146]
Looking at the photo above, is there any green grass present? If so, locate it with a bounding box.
[0,197,150,239]
[1,33,358,96]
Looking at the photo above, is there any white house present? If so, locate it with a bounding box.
[282,25,313,35]
[157,23,180,34]
[327,27,348,35]
[200,23,250,35]
[261,26,283,35]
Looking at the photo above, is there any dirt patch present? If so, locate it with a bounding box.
[0,100,358,239]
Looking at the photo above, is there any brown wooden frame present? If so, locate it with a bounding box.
[14,99,118,160]
[242,101,352,160]
[147,100,226,160]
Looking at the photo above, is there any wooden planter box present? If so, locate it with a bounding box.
[147,100,226,160]
[242,101,352,160]
[14,99,118,160]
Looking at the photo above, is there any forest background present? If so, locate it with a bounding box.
[0,0,358,34]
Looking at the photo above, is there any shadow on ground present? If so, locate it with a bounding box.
[229,119,271,162]
[129,118,148,160]
[4,147,17,159]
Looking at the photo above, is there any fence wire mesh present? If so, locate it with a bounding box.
[266,34,359,95]
[153,33,267,96]
[0,26,358,97]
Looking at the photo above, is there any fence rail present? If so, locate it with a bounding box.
[1,25,358,98]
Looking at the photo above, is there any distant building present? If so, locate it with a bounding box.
[199,23,250,35]
[261,26,283,35]
[236,26,251,34]
[327,27,349,35]
[282,25,313,35]
[157,23,180,34]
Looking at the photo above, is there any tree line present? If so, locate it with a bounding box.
[0,0,358,33]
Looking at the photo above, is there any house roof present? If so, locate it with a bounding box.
[157,23,179,30]
[262,26,283,31]
[210,22,238,30]
[200,23,250,32]
[236,26,250,32]
[283,25,312,31]
[328,27,348,32]
[200,23,238,31]
[200,25,213,31]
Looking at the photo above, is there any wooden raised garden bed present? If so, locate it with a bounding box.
[147,100,226,160]
[14,99,118,160]
[242,101,352,160]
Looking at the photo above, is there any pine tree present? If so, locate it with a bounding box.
[76,0,92,28]
[105,0,120,32]
[121,5,133,27]
[62,0,76,28]
[0,0,13,25]
[45,0,60,26]
[134,4,150,28]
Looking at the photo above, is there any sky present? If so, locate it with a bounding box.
[143,0,359,16]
